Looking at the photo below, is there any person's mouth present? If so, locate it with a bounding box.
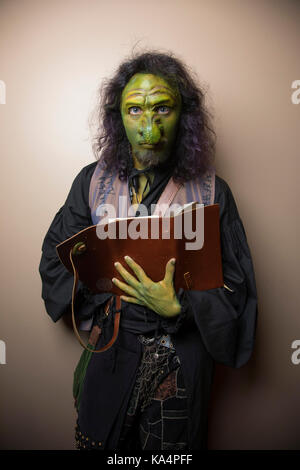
[139,143,162,149]
[140,143,156,148]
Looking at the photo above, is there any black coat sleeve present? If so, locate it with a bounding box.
[181,176,258,368]
[39,162,111,323]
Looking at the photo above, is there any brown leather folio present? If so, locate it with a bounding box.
[56,203,224,295]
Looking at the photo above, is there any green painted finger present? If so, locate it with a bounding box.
[114,261,139,288]
[112,278,140,298]
[120,296,144,305]
[124,256,149,283]
[164,258,176,285]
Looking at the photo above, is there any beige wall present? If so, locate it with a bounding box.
[0,0,299,450]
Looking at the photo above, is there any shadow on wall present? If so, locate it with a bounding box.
[207,318,263,450]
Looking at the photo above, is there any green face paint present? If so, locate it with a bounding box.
[120,73,182,169]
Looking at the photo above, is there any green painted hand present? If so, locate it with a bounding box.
[112,256,181,318]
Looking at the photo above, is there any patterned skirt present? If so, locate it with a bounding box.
[117,334,189,451]
[75,334,189,451]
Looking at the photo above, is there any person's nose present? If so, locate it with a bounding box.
[138,114,162,145]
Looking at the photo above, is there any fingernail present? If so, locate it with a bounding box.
[112,278,116,283]
[125,255,131,261]
[171,258,176,265]
[114,262,119,267]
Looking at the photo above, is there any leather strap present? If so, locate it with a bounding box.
[69,247,121,353]
[153,178,183,216]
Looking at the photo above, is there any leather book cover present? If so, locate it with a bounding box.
[56,203,224,295]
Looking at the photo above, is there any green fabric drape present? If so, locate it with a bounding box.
[73,344,94,411]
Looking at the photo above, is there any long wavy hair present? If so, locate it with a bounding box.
[90,50,216,182]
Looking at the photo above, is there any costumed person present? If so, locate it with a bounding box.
[39,51,258,451]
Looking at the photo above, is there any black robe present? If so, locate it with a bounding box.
[39,162,258,450]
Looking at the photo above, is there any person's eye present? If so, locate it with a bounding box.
[155,106,171,115]
[128,106,142,115]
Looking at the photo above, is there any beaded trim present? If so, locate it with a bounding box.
[75,423,104,450]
